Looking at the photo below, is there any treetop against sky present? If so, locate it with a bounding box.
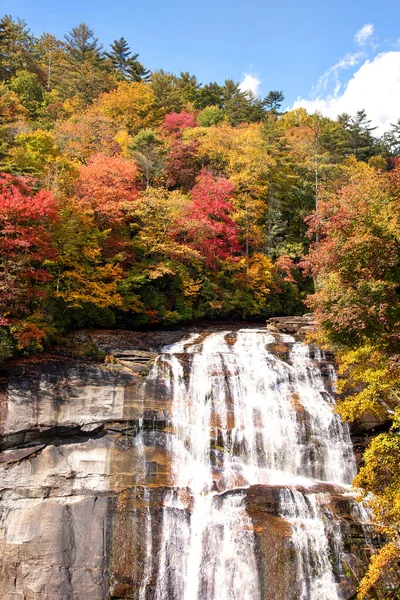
[3,0,400,132]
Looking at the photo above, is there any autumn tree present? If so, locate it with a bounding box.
[0,83,27,162]
[6,129,59,177]
[164,139,200,191]
[162,111,196,137]
[56,110,120,164]
[303,160,400,596]
[75,153,139,226]
[184,122,271,254]
[0,173,59,352]
[185,171,240,267]
[95,80,158,132]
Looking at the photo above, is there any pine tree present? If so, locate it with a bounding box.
[338,109,377,162]
[106,37,149,82]
[194,81,224,109]
[381,118,400,157]
[177,71,200,103]
[0,15,38,82]
[222,79,265,126]
[60,23,110,104]
[264,90,285,114]
[150,70,182,114]
[126,57,150,82]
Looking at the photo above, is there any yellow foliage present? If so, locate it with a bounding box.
[128,188,202,264]
[95,81,159,132]
[8,130,59,175]
[184,122,272,193]
[114,129,133,157]
[246,253,273,298]
[335,345,400,422]
[357,542,399,599]
[56,263,124,309]
[182,277,202,297]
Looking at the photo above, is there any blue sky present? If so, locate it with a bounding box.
[3,0,400,130]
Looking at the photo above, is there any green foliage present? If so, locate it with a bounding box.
[7,129,58,175]
[129,128,166,187]
[0,327,14,362]
[106,36,149,82]
[9,70,44,118]
[198,105,225,127]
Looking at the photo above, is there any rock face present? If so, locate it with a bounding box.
[0,328,380,599]
[266,314,316,337]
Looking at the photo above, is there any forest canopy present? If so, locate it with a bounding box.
[0,15,399,355]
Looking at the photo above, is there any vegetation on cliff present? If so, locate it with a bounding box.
[305,161,400,597]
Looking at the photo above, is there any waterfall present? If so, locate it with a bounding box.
[139,328,360,600]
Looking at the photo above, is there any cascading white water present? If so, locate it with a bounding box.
[140,328,359,600]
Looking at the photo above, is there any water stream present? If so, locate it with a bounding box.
[137,328,362,600]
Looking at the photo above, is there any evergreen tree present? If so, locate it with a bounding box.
[338,109,377,162]
[0,15,38,82]
[222,79,266,125]
[106,36,150,82]
[126,56,150,82]
[380,118,400,157]
[194,81,224,109]
[60,23,110,104]
[150,70,182,114]
[177,71,200,104]
[264,90,285,114]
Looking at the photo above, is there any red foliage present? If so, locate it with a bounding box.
[184,171,240,266]
[76,154,140,226]
[274,255,297,283]
[165,139,201,190]
[162,111,197,137]
[0,173,58,316]
[303,165,400,343]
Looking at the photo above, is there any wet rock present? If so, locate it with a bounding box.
[0,325,385,599]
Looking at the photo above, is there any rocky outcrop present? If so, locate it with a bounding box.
[266,314,315,337]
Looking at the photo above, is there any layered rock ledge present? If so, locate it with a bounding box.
[0,327,380,599]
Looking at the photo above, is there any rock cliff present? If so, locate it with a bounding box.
[0,328,380,599]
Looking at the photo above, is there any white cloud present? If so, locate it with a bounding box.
[314,52,363,97]
[354,23,374,46]
[292,51,400,134]
[239,73,261,95]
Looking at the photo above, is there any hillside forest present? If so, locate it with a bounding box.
[0,15,400,597]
